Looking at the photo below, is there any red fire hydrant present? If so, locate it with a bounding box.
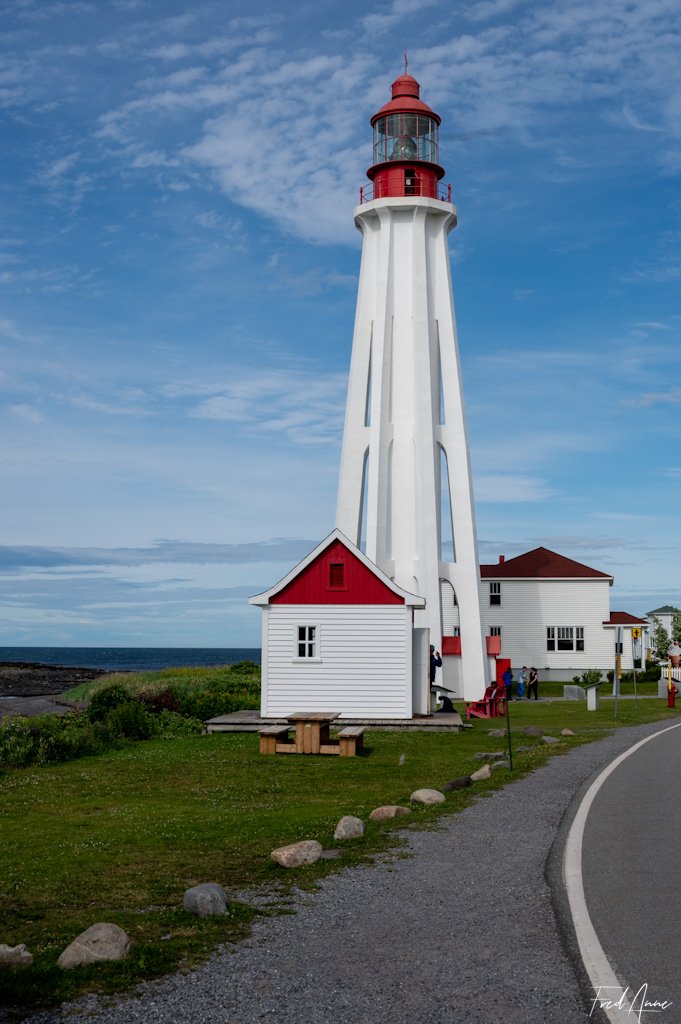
[667,677,678,709]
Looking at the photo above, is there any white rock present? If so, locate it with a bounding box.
[57,923,130,970]
[0,944,33,969]
[470,764,492,782]
[368,805,412,821]
[333,815,365,840]
[410,788,446,805]
[271,840,323,868]
[561,728,576,736]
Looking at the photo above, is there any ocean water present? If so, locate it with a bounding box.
[0,647,261,673]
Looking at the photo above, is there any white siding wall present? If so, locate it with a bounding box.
[262,604,412,719]
[481,579,613,677]
[440,579,460,635]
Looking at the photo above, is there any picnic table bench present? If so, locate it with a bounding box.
[259,713,365,757]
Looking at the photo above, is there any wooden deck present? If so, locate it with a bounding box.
[205,710,463,734]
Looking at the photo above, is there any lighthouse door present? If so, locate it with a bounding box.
[411,627,430,716]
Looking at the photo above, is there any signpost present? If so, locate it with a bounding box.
[613,626,623,720]
[631,628,640,707]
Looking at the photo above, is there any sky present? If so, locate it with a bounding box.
[1,0,680,648]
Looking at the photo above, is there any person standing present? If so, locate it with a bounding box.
[517,666,527,700]
[502,665,514,703]
[527,666,539,701]
[430,645,442,684]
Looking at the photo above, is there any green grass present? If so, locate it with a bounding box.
[63,663,261,704]
[1,697,678,1012]
[531,679,660,698]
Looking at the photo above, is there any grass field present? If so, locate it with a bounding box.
[1,696,678,1012]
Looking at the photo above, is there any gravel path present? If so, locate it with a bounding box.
[24,720,668,1024]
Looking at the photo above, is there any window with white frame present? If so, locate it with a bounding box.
[489,626,502,637]
[490,581,501,606]
[547,627,584,652]
[297,625,317,659]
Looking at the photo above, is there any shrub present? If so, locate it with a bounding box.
[88,684,134,722]
[228,659,260,674]
[0,712,120,769]
[137,688,182,715]
[572,669,603,686]
[105,701,156,740]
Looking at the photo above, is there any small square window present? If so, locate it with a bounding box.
[490,582,501,606]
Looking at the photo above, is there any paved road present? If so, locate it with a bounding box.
[22,719,677,1024]
[580,722,681,1017]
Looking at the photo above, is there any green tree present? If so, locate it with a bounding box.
[672,609,681,644]
[651,615,670,659]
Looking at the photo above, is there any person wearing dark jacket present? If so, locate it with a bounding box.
[502,666,514,703]
[527,666,539,700]
[430,645,442,684]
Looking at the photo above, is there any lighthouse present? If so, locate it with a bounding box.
[335,72,488,701]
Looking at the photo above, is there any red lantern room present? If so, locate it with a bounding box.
[366,73,446,201]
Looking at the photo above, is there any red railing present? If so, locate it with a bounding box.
[359,182,452,204]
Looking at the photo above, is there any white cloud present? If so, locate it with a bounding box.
[474,473,555,502]
[9,403,43,423]
[181,368,347,445]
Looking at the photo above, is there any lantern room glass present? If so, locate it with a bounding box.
[373,114,439,165]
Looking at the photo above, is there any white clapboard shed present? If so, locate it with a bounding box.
[249,530,427,720]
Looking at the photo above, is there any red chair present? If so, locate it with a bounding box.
[465,684,507,720]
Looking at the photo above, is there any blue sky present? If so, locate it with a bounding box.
[1,0,679,647]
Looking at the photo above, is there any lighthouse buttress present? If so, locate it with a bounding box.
[335,73,488,700]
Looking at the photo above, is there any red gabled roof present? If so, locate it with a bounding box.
[271,538,403,605]
[604,612,648,626]
[249,530,425,608]
[480,547,612,580]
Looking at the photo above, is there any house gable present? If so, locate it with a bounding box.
[270,538,404,605]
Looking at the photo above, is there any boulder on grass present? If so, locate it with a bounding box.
[410,788,446,805]
[334,815,365,841]
[470,764,492,782]
[491,760,510,770]
[271,840,322,868]
[183,883,229,918]
[488,729,505,738]
[442,777,472,792]
[58,923,130,970]
[0,944,33,969]
[542,735,560,745]
[561,728,576,736]
[369,805,411,822]
[473,750,505,761]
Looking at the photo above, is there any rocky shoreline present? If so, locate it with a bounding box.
[0,662,108,698]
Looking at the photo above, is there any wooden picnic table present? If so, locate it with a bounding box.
[258,713,365,757]
[286,711,340,754]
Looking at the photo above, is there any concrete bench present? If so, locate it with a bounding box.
[259,725,293,755]
[337,726,365,757]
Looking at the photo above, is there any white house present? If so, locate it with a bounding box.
[646,606,680,643]
[250,530,430,720]
[476,547,647,680]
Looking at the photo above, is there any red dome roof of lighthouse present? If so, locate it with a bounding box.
[371,73,441,126]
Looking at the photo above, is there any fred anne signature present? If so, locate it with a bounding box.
[590,984,672,1020]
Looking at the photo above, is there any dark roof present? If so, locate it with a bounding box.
[646,605,680,615]
[480,546,612,580]
[604,612,648,626]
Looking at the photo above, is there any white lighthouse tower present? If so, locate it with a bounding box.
[336,72,488,701]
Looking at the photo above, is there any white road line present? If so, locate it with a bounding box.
[563,721,681,1023]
